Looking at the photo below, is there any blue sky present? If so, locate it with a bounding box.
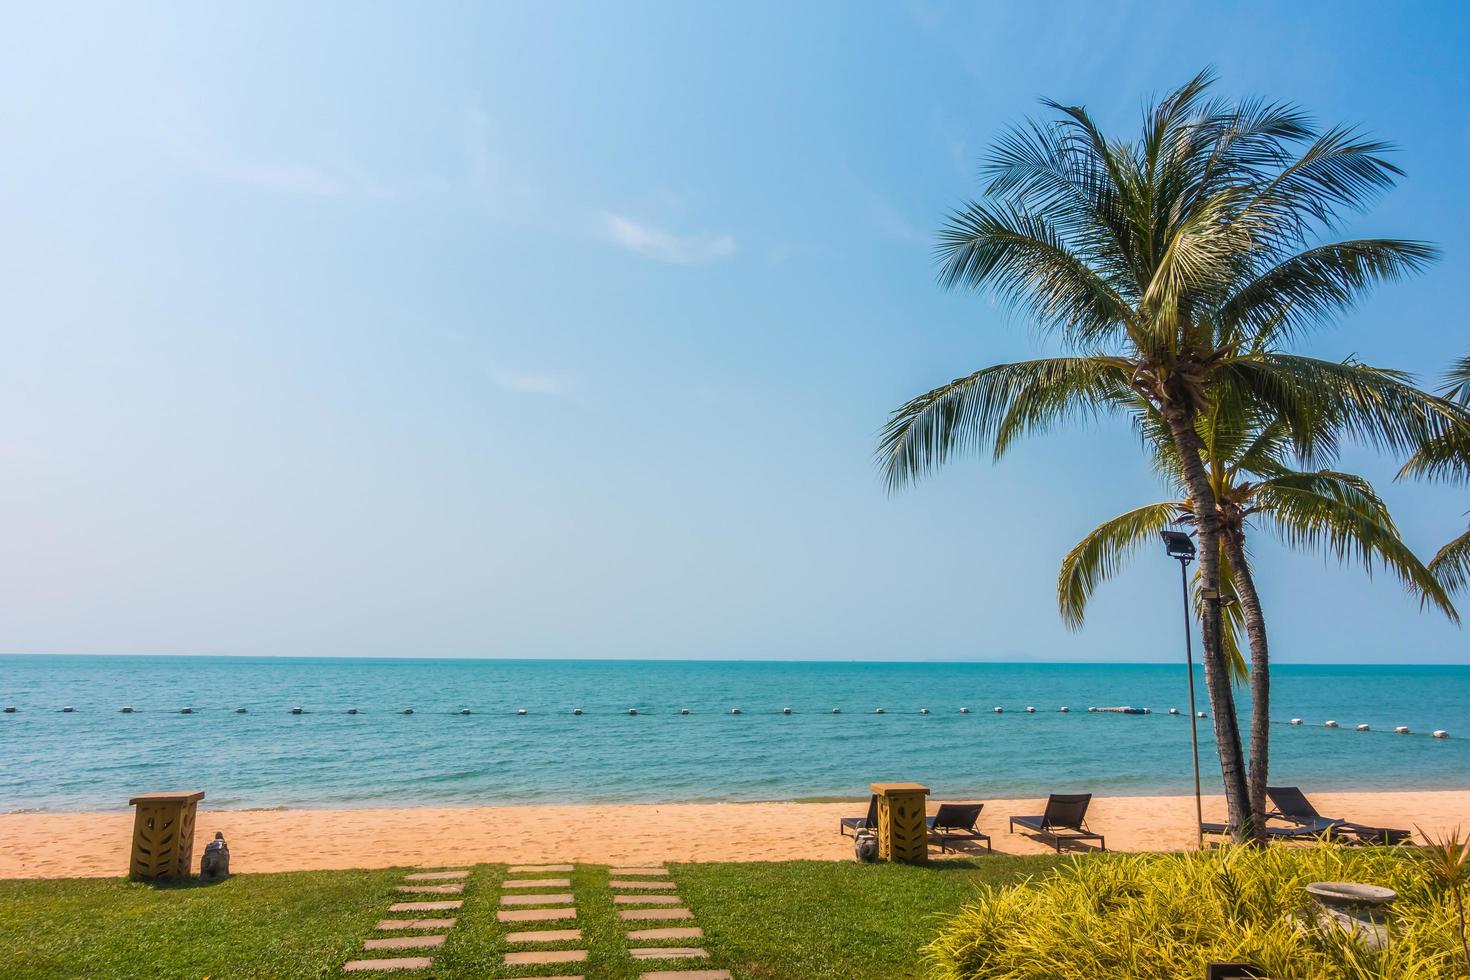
[1,1,1467,663]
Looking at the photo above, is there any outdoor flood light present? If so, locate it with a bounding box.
[1161,530,1196,561]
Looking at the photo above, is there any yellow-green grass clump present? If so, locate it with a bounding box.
[927,845,1470,979]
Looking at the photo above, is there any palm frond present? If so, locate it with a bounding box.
[878,358,1130,489]
[1253,473,1460,622]
[1430,527,1470,598]
[1058,503,1184,628]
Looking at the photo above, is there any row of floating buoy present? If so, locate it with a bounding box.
[1291,718,1449,738]
[0,706,1446,736]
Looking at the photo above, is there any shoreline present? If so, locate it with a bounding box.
[3,789,1467,879]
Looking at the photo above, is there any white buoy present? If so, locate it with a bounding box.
[874,708,885,714]
[346,708,358,715]
[730,708,742,715]
[1290,718,1302,725]
[1395,726,1410,734]
[1169,708,1181,715]
[290,707,303,715]
[993,706,1003,714]
[1059,706,1070,713]
[62,706,74,713]
[1026,706,1036,713]
[680,708,690,715]
[1355,724,1370,732]
[832,707,841,714]
[180,707,193,714]
[918,708,929,715]
[782,707,792,715]
[121,706,134,713]
[1324,720,1338,728]
[572,708,583,715]
[1143,708,1153,714]
[402,708,414,715]
[628,708,638,716]
[459,708,472,715]
[959,707,970,714]
[1087,707,1098,713]
[1196,711,1207,718]
[517,708,526,716]
[1433,730,1449,739]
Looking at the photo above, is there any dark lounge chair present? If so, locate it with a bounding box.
[927,802,991,853]
[1266,786,1412,845]
[1009,793,1105,852]
[1200,820,1342,846]
[839,794,877,837]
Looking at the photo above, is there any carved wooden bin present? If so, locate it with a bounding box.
[128,791,205,881]
[872,782,930,863]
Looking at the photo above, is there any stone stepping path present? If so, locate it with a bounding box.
[362,935,446,951]
[395,883,463,894]
[619,907,695,921]
[497,861,588,973]
[498,906,577,922]
[343,869,473,973]
[505,927,583,943]
[631,947,710,960]
[615,894,684,905]
[375,918,456,931]
[343,956,434,972]
[502,892,575,905]
[403,870,468,881]
[605,863,724,979]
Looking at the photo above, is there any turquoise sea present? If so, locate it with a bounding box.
[1,656,1466,812]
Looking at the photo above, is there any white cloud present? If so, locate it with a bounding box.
[599,212,735,265]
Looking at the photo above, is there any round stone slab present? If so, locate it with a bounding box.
[504,928,583,943]
[610,879,676,889]
[626,927,704,941]
[504,878,572,888]
[614,894,683,905]
[501,892,574,905]
[1307,881,1397,906]
[504,949,588,965]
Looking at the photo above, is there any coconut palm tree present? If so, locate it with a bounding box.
[1058,393,1458,824]
[878,70,1457,841]
[1404,352,1470,595]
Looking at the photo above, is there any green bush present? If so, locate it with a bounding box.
[926,845,1470,979]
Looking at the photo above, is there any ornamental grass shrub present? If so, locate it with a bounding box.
[926,844,1470,979]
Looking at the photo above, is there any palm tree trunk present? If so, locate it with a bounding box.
[1162,404,1256,843]
[1220,529,1270,829]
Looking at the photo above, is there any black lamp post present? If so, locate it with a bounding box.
[1161,529,1205,848]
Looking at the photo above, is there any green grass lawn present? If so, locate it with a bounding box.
[0,856,1063,979]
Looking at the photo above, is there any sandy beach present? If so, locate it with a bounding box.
[3,790,1466,879]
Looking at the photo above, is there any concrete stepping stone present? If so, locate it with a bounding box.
[363,935,446,951]
[498,907,577,923]
[501,892,574,905]
[614,895,683,905]
[504,877,572,888]
[403,870,468,881]
[638,972,731,980]
[618,908,693,921]
[504,949,588,966]
[376,918,456,931]
[610,879,676,890]
[388,900,462,912]
[343,957,434,972]
[508,863,574,872]
[610,867,669,876]
[630,948,709,960]
[627,927,704,941]
[504,928,583,943]
[395,883,463,894]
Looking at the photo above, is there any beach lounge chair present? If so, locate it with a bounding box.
[1200,821,1344,847]
[839,794,877,837]
[927,803,991,853]
[1009,793,1105,852]
[1266,786,1412,845]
